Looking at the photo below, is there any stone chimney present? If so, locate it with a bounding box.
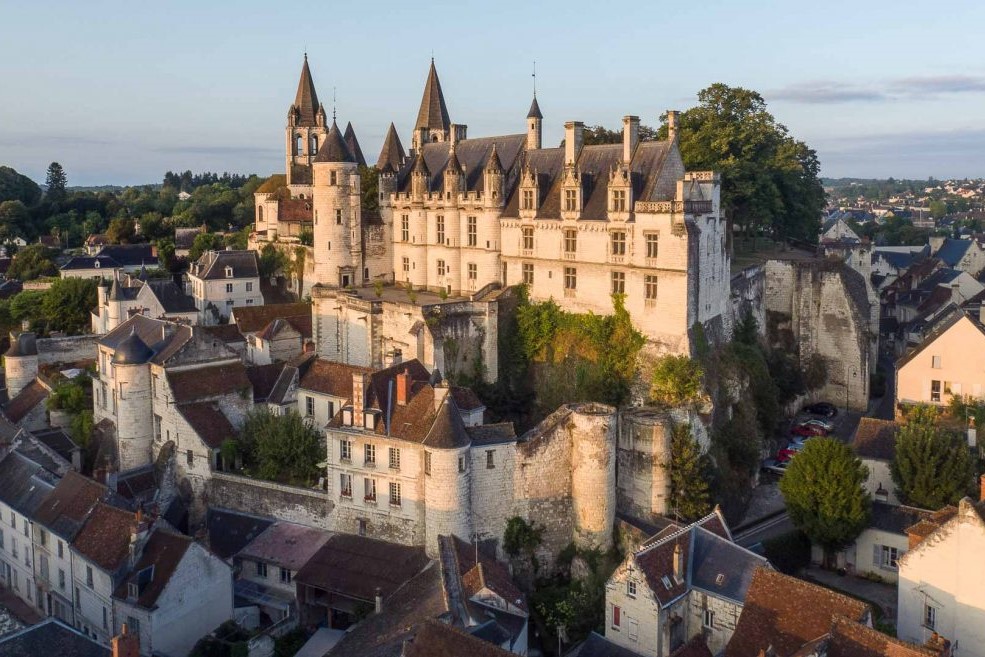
[395,369,409,406]
[667,110,679,142]
[449,124,459,149]
[623,115,640,164]
[352,372,366,427]
[673,542,684,581]
[564,121,584,166]
[112,623,140,657]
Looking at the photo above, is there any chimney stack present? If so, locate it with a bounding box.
[673,542,683,581]
[667,110,679,142]
[564,121,584,166]
[352,372,366,427]
[395,369,409,406]
[112,623,141,657]
[623,115,640,164]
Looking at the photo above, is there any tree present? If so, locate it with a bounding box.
[650,355,705,407]
[7,244,56,281]
[668,423,711,521]
[237,408,321,485]
[0,200,29,238]
[358,165,380,217]
[891,405,974,509]
[188,232,224,261]
[106,217,136,244]
[779,438,870,565]
[138,212,169,241]
[44,162,67,204]
[258,242,289,278]
[0,166,42,206]
[928,200,948,219]
[40,277,98,334]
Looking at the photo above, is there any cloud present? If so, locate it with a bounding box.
[814,128,985,178]
[770,75,985,104]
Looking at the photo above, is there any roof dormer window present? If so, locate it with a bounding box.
[225,266,233,278]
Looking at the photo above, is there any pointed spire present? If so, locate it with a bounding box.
[445,146,463,175]
[415,59,451,132]
[527,96,543,120]
[411,149,431,177]
[342,122,367,167]
[314,120,355,163]
[292,55,320,127]
[376,123,407,173]
[485,144,503,173]
[108,276,125,301]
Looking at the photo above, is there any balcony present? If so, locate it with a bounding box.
[562,252,576,260]
[609,255,625,265]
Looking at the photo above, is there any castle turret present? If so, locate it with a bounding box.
[343,122,367,167]
[569,403,616,551]
[412,59,452,152]
[443,143,464,198]
[423,396,473,557]
[526,95,543,150]
[483,144,504,208]
[312,120,361,288]
[410,150,430,202]
[4,332,38,398]
[285,55,328,185]
[111,329,154,471]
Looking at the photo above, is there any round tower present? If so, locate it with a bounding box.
[312,120,361,288]
[424,445,473,558]
[112,329,154,472]
[620,408,674,519]
[569,402,617,551]
[4,332,39,399]
[526,95,543,150]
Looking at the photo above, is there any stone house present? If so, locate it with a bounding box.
[111,529,233,657]
[187,250,263,325]
[871,245,929,292]
[930,237,985,277]
[233,521,330,625]
[91,276,197,334]
[897,489,985,654]
[296,357,371,431]
[232,302,312,365]
[603,509,767,657]
[820,215,861,243]
[851,417,899,505]
[896,307,985,408]
[60,245,159,281]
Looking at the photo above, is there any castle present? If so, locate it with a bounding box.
[253,57,732,366]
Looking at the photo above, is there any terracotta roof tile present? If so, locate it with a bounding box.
[851,418,898,461]
[298,358,373,398]
[4,380,49,423]
[276,198,313,223]
[236,522,330,571]
[449,535,526,612]
[403,620,513,657]
[232,302,310,334]
[670,634,714,657]
[166,362,251,404]
[34,471,113,540]
[71,503,139,573]
[826,615,939,657]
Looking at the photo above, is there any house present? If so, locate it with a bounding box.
[4,378,50,431]
[0,618,111,657]
[231,302,312,364]
[724,568,870,657]
[897,486,985,654]
[603,508,768,657]
[401,620,516,657]
[173,227,204,258]
[61,245,158,281]
[85,234,111,255]
[821,214,861,243]
[91,275,198,334]
[802,615,948,657]
[896,307,985,409]
[929,237,985,277]
[0,449,58,611]
[851,417,899,505]
[233,521,330,626]
[296,357,372,430]
[187,250,263,324]
[205,508,274,562]
[111,529,233,657]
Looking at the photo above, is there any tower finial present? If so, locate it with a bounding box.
[333,86,337,121]
[532,60,537,97]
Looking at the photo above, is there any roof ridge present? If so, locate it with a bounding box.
[637,510,724,555]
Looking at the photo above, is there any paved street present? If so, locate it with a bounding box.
[803,566,898,626]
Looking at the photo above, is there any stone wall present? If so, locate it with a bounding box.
[729,265,766,337]
[207,472,333,529]
[37,334,100,365]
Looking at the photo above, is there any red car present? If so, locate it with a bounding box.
[776,448,798,462]
[792,423,828,437]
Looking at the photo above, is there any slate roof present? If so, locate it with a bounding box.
[447,535,526,612]
[113,530,193,609]
[466,423,516,445]
[189,249,259,280]
[268,362,300,405]
[144,279,196,313]
[567,632,648,657]
[33,471,113,540]
[4,380,49,423]
[292,55,321,128]
[724,568,869,657]
[32,428,79,464]
[206,508,274,560]
[99,316,193,367]
[174,227,203,250]
[376,123,406,173]
[199,323,246,346]
[935,238,974,267]
[60,255,122,271]
[0,450,57,517]
[236,521,330,571]
[166,361,251,404]
[343,122,367,167]
[0,618,111,657]
[295,533,429,602]
[851,418,898,461]
[176,402,236,449]
[402,620,513,657]
[869,503,933,536]
[314,121,356,164]
[233,302,310,334]
[71,502,139,573]
[526,95,543,120]
[247,363,286,403]
[415,60,451,132]
[5,331,37,357]
[396,135,526,195]
[112,328,154,365]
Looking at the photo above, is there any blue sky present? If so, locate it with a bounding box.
[1,0,983,186]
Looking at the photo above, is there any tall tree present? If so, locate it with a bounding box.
[236,408,321,485]
[0,166,43,206]
[668,423,711,521]
[779,438,870,566]
[44,162,67,204]
[40,277,98,334]
[7,244,57,281]
[892,405,974,509]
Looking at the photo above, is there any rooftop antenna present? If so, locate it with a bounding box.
[532,60,537,97]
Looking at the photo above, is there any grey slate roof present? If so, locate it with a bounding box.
[377,123,407,173]
[0,618,111,657]
[415,59,451,132]
[97,244,157,267]
[292,55,321,128]
[689,526,766,603]
[466,423,516,445]
[60,255,120,271]
[526,95,543,119]
[869,502,932,536]
[396,134,526,195]
[935,238,973,267]
[0,450,57,518]
[145,279,197,313]
[5,331,37,357]
[207,508,275,561]
[343,121,367,167]
[314,120,355,163]
[189,249,259,280]
[112,328,154,365]
[98,315,193,367]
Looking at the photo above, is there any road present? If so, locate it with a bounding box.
[733,511,793,548]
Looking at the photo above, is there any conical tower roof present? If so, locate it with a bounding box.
[527,95,543,119]
[314,121,355,163]
[414,59,451,132]
[485,144,503,172]
[343,122,367,167]
[112,328,153,365]
[445,148,463,174]
[108,277,126,301]
[376,123,406,173]
[411,149,430,177]
[292,55,320,127]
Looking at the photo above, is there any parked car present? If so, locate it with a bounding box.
[792,424,828,437]
[803,402,837,417]
[788,435,817,448]
[761,458,790,475]
[799,418,834,432]
[776,448,799,462]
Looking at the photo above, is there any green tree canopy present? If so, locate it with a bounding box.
[106,216,137,244]
[7,244,57,281]
[188,232,225,261]
[669,423,711,521]
[779,437,870,562]
[0,166,42,206]
[0,200,29,239]
[236,408,321,485]
[259,242,289,278]
[44,162,67,205]
[891,405,975,509]
[650,355,705,407]
[40,277,99,334]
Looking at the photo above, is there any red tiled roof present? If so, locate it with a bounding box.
[176,402,236,449]
[298,359,372,398]
[72,503,139,572]
[825,615,939,657]
[4,380,49,423]
[236,522,330,571]
[33,472,111,540]
[670,635,713,657]
[724,568,869,657]
[450,535,526,612]
[233,303,310,334]
[851,418,898,461]
[277,198,314,223]
[403,620,513,657]
[113,530,192,609]
[451,386,484,411]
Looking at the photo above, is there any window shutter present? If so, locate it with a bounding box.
[873,544,882,567]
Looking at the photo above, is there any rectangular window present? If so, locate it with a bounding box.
[59,569,66,590]
[335,209,342,224]
[38,529,46,547]
[365,444,376,465]
[246,282,253,292]
[611,231,626,256]
[880,544,900,569]
[611,271,625,295]
[0,529,3,549]
[330,171,337,185]
[612,605,621,629]
[646,233,659,259]
[486,450,495,469]
[522,263,534,286]
[58,540,63,559]
[402,257,410,274]
[645,275,658,302]
[255,561,267,578]
[626,580,637,598]
[564,229,577,254]
[522,189,535,210]
[467,216,478,247]
[86,566,93,588]
[436,215,445,244]
[437,260,446,277]
[358,519,367,536]
[103,606,108,630]
[931,355,942,369]
[127,617,140,637]
[522,227,534,252]
[564,267,577,291]
[458,456,466,473]
[703,609,715,629]
[424,451,432,476]
[468,263,477,280]
[328,401,335,418]
[389,482,402,506]
[612,189,627,212]
[280,567,292,584]
[389,447,401,470]
[225,283,233,293]
[924,604,936,630]
[186,450,194,466]
[305,396,315,417]
[564,189,578,212]
[340,439,351,461]
[931,380,942,402]
[364,478,377,502]
[401,215,409,241]
[340,473,352,498]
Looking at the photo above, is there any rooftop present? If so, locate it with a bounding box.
[112,530,193,609]
[71,503,139,573]
[236,522,330,571]
[0,618,110,657]
[851,418,898,461]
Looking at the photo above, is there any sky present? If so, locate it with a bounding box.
[1,0,984,186]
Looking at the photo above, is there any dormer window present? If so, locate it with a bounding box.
[94,261,100,269]
[225,266,233,278]
[128,582,138,600]
[564,189,578,212]
[612,189,627,212]
[522,189,535,210]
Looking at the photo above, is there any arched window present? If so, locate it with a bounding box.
[310,135,318,154]
[431,134,438,143]
[295,134,303,155]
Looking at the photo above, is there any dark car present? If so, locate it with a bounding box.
[803,402,838,417]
